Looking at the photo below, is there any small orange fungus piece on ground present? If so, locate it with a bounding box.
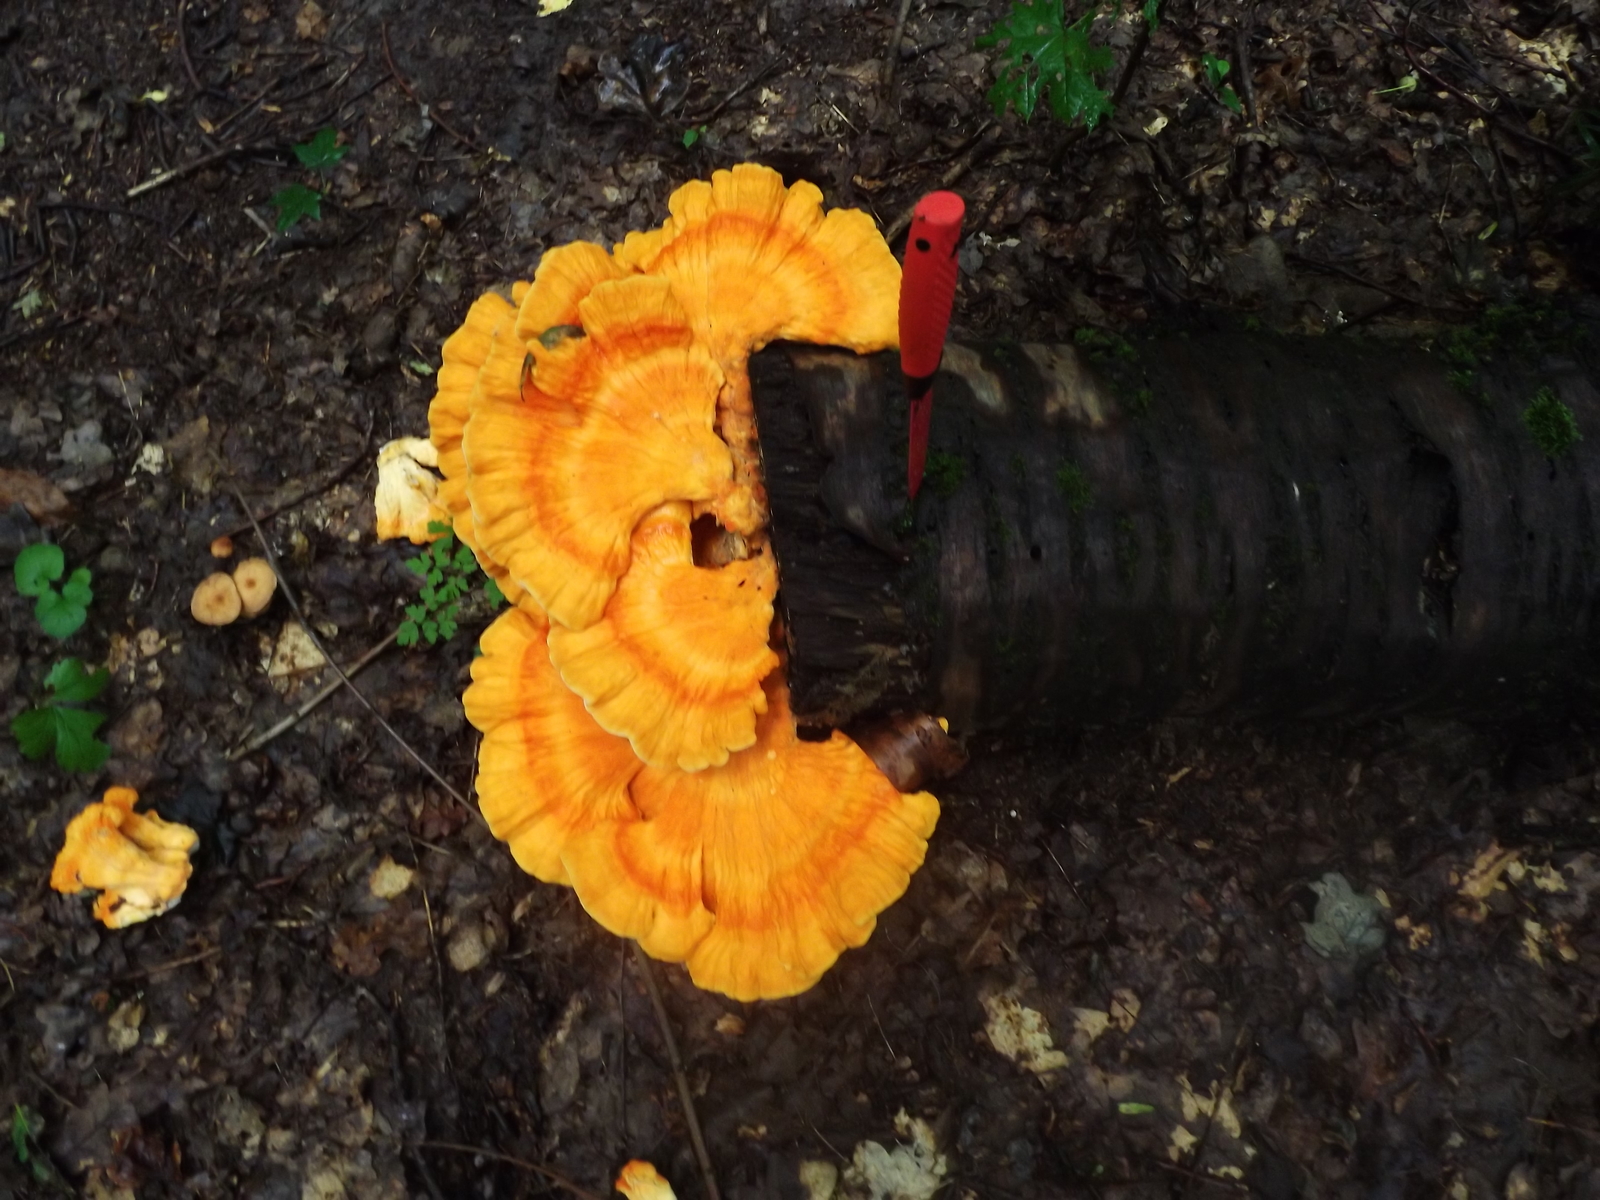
[191,572,242,626]
[51,787,199,928]
[209,535,233,558]
[615,1161,677,1200]
[232,557,276,618]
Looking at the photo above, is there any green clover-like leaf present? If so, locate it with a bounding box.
[484,578,506,609]
[397,621,420,648]
[10,706,56,761]
[52,707,110,772]
[14,543,64,597]
[45,658,110,704]
[35,589,88,639]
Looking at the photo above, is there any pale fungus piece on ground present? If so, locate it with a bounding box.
[209,534,233,558]
[373,435,451,543]
[191,571,242,626]
[980,989,1070,1075]
[50,786,199,928]
[840,1111,947,1200]
[615,1161,677,1200]
[368,856,415,899]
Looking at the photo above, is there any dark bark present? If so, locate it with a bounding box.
[749,309,1600,733]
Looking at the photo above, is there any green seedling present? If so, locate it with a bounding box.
[1073,325,1137,362]
[1117,1101,1155,1116]
[15,543,93,639]
[270,127,349,232]
[292,126,350,172]
[1140,0,1160,30]
[682,124,707,148]
[1523,386,1581,459]
[1055,462,1094,512]
[977,0,1114,129]
[399,521,505,647]
[11,658,111,773]
[1201,53,1243,114]
[923,451,967,499]
[11,1103,65,1188]
[1376,73,1418,96]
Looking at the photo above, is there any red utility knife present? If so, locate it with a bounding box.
[899,191,965,499]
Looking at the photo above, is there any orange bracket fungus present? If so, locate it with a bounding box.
[51,786,199,928]
[384,163,940,1000]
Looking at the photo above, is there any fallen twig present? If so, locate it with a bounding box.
[217,421,375,539]
[114,946,223,983]
[688,54,787,127]
[633,944,720,1200]
[883,0,916,89]
[885,123,997,243]
[381,23,477,150]
[176,0,207,100]
[227,483,476,814]
[416,1142,604,1200]
[228,627,398,760]
[126,141,275,199]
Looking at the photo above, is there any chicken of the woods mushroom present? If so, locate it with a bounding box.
[375,164,940,1001]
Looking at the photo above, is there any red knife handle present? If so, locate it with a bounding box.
[898,191,965,380]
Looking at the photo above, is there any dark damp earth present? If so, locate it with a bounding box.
[2,1,1599,1197]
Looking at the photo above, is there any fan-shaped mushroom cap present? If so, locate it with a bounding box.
[423,291,540,610]
[465,277,733,630]
[191,572,242,626]
[548,502,778,771]
[50,786,200,928]
[232,557,276,618]
[513,240,631,344]
[430,290,515,504]
[463,608,643,886]
[613,163,902,367]
[562,675,940,1001]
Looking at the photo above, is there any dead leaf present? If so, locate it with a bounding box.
[294,0,327,39]
[0,467,71,522]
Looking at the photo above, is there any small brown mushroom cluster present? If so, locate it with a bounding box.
[191,554,276,626]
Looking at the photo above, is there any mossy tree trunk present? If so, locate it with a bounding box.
[749,311,1600,734]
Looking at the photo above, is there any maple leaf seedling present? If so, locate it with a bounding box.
[977,0,1114,129]
[14,542,93,639]
[270,127,349,232]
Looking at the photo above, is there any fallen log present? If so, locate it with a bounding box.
[749,310,1600,734]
